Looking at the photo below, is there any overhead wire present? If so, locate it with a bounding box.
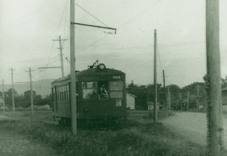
[37,0,68,95]
[63,0,69,39]
[75,3,108,27]
[56,0,68,36]
[118,0,163,30]
[4,1,167,95]
[45,0,68,68]
[157,44,163,71]
[72,1,164,55]
[76,34,109,53]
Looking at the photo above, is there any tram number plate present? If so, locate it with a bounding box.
[113,76,121,80]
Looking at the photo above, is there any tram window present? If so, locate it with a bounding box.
[82,82,98,99]
[110,81,123,91]
[98,81,109,99]
[109,81,123,99]
[56,85,70,102]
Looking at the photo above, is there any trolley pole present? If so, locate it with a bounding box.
[153,29,157,124]
[9,68,15,113]
[2,79,5,113]
[206,0,224,155]
[70,0,77,135]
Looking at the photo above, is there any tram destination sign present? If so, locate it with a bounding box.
[112,76,121,80]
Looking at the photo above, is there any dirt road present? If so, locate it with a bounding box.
[0,114,59,156]
[162,112,227,147]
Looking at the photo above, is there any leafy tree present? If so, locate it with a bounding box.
[24,90,36,99]
[181,82,206,110]
[127,81,162,110]
[5,88,19,108]
[35,94,52,107]
[4,88,52,109]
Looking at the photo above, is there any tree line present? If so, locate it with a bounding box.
[127,81,208,111]
[2,88,51,110]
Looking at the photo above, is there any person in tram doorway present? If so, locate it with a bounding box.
[99,85,108,99]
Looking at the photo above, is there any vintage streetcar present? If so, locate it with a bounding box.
[51,62,127,127]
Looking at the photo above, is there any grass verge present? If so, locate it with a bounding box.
[0,115,208,156]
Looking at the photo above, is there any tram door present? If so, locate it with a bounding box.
[98,81,109,99]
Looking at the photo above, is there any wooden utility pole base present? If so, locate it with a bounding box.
[206,0,224,155]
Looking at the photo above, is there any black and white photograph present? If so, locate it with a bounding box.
[0,0,226,155]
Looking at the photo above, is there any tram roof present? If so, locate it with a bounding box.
[52,67,125,84]
[77,67,125,76]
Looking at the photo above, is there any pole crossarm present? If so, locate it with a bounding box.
[71,22,117,34]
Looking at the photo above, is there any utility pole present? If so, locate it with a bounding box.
[206,0,224,155]
[53,35,67,77]
[196,86,200,111]
[2,79,5,113]
[167,87,171,116]
[26,68,34,115]
[179,93,182,110]
[69,0,116,134]
[187,91,190,111]
[153,29,157,124]
[162,70,166,107]
[70,0,77,135]
[9,68,15,112]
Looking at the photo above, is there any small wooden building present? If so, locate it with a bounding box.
[126,93,136,109]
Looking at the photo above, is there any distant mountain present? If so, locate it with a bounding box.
[1,79,55,96]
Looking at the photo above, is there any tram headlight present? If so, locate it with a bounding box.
[99,63,106,70]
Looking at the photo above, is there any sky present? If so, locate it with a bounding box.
[1,0,227,88]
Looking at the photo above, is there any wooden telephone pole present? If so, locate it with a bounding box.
[167,87,171,116]
[70,0,77,135]
[2,80,5,113]
[179,93,182,110]
[206,0,224,155]
[26,68,34,115]
[196,86,200,111]
[29,68,34,115]
[187,91,190,111]
[53,35,67,77]
[153,29,157,124]
[162,70,166,107]
[69,0,116,134]
[9,68,15,112]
